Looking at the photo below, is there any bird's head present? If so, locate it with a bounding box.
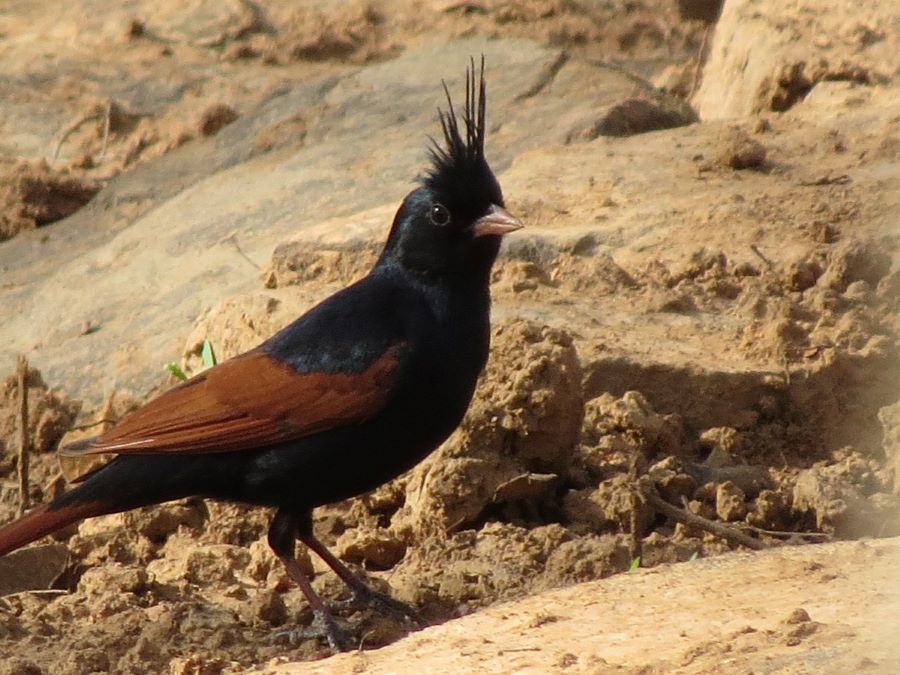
[379,58,521,285]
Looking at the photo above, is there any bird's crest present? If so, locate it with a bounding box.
[422,57,500,207]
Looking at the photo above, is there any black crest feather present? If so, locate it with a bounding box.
[422,57,503,210]
[427,57,486,177]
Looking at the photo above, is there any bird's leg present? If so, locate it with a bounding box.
[267,509,352,652]
[296,517,425,626]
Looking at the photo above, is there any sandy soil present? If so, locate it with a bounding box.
[0,1,898,673]
[260,537,900,674]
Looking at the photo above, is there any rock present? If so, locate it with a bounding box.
[688,463,774,499]
[698,427,744,461]
[201,502,270,546]
[543,534,632,584]
[147,543,249,585]
[0,161,100,240]
[336,526,406,570]
[245,589,287,626]
[785,607,811,624]
[641,529,702,565]
[693,0,898,119]
[75,512,126,539]
[793,466,877,537]
[78,562,148,595]
[123,501,205,543]
[582,391,684,459]
[647,457,697,505]
[246,538,283,582]
[715,481,747,521]
[388,522,630,612]
[747,489,791,530]
[564,95,697,142]
[474,319,584,472]
[197,103,238,136]
[0,544,68,596]
[715,127,767,170]
[562,475,652,535]
[393,454,520,538]
[818,238,891,293]
[686,498,717,521]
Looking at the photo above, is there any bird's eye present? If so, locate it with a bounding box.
[429,203,450,227]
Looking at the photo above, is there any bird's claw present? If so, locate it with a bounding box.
[272,610,354,653]
[333,585,425,627]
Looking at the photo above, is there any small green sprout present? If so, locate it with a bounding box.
[629,556,641,571]
[165,340,218,381]
[166,362,188,381]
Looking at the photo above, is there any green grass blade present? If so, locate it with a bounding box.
[201,340,218,369]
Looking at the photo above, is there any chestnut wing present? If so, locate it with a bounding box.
[60,344,404,456]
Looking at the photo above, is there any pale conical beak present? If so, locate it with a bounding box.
[472,204,523,238]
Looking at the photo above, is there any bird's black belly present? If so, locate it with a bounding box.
[238,360,479,510]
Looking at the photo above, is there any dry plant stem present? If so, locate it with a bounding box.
[53,111,104,160]
[99,100,112,160]
[219,231,261,270]
[17,355,30,517]
[744,525,830,540]
[750,243,774,269]
[641,486,766,551]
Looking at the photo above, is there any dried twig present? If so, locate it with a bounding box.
[16,355,30,516]
[641,484,766,551]
[743,525,830,540]
[219,231,261,270]
[4,588,68,599]
[70,418,117,432]
[99,100,113,160]
[52,111,104,160]
[750,244,774,270]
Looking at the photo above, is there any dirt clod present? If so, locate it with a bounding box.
[198,104,239,137]
[716,128,767,170]
[715,481,747,521]
[0,161,100,240]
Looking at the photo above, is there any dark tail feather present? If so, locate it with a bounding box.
[0,453,210,558]
[0,499,110,557]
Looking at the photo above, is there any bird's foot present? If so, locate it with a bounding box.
[273,609,353,653]
[333,584,425,627]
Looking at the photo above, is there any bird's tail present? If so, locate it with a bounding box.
[0,453,201,558]
[0,498,110,557]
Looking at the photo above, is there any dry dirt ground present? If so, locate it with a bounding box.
[0,1,898,673]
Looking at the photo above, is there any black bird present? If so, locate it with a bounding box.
[0,59,520,650]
